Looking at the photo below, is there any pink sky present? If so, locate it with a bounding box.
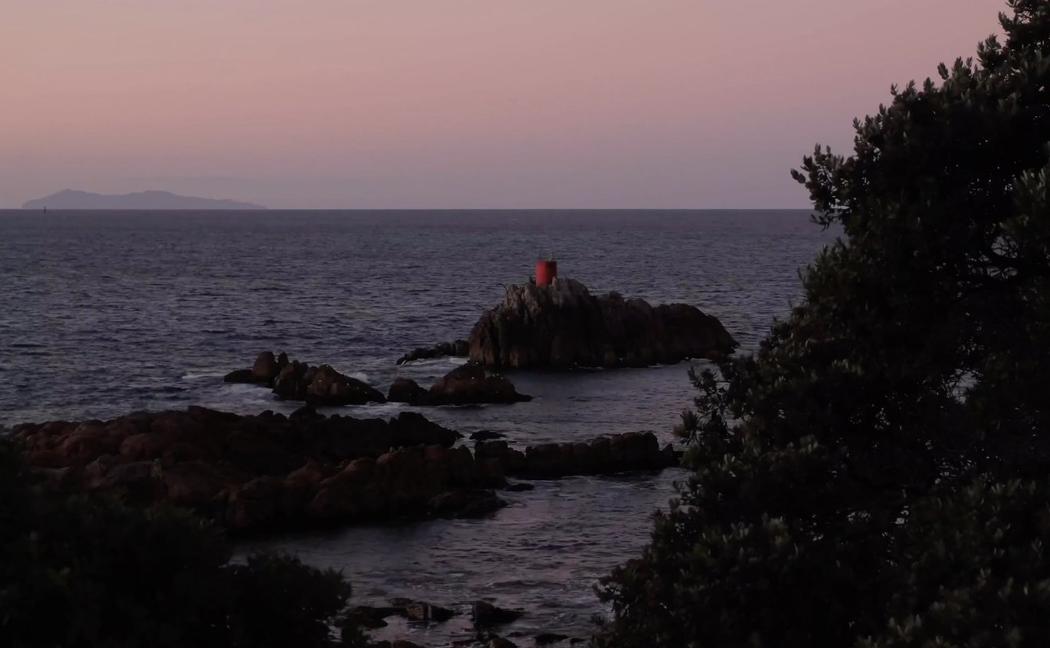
[1,0,1005,208]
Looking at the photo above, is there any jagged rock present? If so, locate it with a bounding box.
[226,352,385,406]
[468,277,736,368]
[275,362,386,406]
[487,637,518,648]
[470,430,506,441]
[472,601,523,628]
[396,339,470,365]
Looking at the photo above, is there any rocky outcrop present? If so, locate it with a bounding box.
[396,339,469,365]
[225,352,386,406]
[387,365,532,406]
[468,278,736,369]
[473,601,523,628]
[13,408,680,535]
[274,362,386,406]
[474,431,677,479]
[12,407,501,533]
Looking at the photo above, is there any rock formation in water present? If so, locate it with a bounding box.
[467,278,736,369]
[474,431,677,479]
[396,339,469,365]
[13,407,678,534]
[227,352,531,407]
[387,364,532,406]
[225,352,387,406]
[12,407,497,532]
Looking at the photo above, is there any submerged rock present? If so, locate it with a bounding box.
[468,277,736,369]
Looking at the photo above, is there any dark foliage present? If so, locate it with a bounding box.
[596,2,1050,646]
[0,441,365,648]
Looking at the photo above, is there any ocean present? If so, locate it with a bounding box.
[0,209,835,645]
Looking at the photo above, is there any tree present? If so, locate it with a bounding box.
[596,2,1050,646]
[0,441,367,648]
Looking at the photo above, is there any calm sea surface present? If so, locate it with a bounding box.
[0,209,834,645]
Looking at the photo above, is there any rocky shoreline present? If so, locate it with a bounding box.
[226,352,532,407]
[12,406,678,535]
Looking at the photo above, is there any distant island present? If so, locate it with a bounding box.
[22,189,266,210]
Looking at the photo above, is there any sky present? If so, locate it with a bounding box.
[1,0,1006,209]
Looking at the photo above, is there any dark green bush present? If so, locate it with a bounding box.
[0,442,363,648]
[597,2,1050,646]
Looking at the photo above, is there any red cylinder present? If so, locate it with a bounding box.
[535,259,557,287]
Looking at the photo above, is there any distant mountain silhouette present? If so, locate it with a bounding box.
[22,189,265,210]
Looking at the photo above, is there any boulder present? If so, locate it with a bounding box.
[427,364,532,405]
[387,377,430,405]
[468,277,736,368]
[252,351,280,382]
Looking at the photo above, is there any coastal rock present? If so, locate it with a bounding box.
[396,339,470,365]
[348,605,400,629]
[13,408,676,535]
[472,601,523,628]
[387,366,531,406]
[387,377,430,404]
[467,277,736,369]
[226,352,386,406]
[477,433,677,479]
[12,407,483,533]
[427,364,531,405]
[389,598,457,623]
[275,362,387,406]
[224,351,284,384]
